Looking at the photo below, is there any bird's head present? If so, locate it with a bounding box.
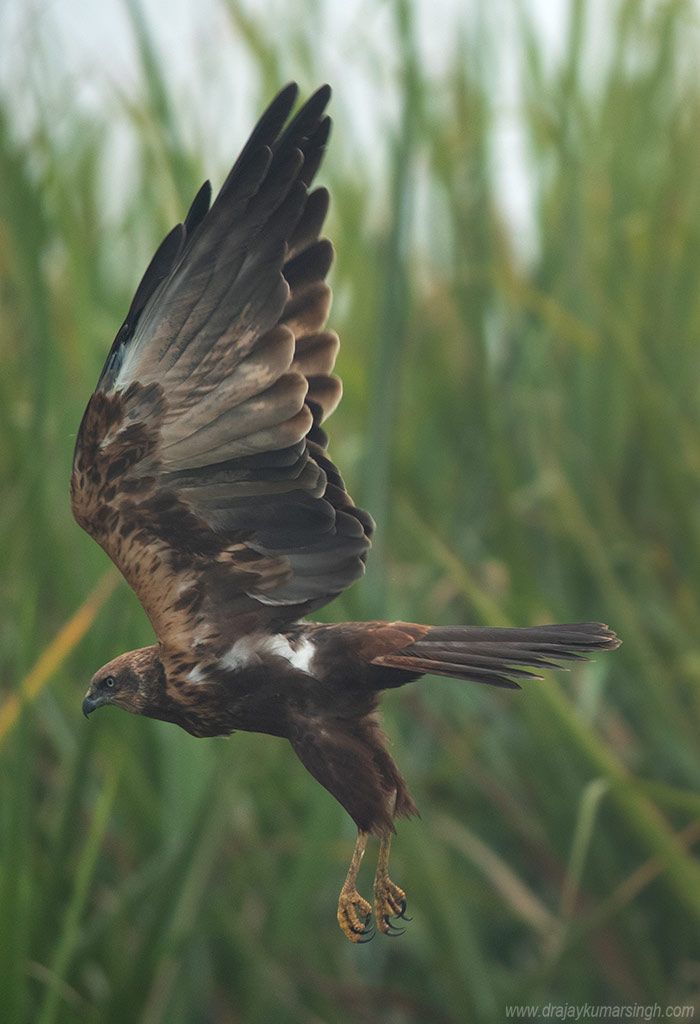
[82,645,165,719]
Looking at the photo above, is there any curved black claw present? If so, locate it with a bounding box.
[350,917,373,937]
[392,896,411,921]
[383,917,406,937]
[396,905,412,922]
[388,904,410,921]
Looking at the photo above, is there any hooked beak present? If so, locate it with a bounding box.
[82,694,105,718]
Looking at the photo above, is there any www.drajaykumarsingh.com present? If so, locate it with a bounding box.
[504,1004,695,1021]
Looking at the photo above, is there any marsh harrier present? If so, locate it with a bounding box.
[72,84,620,941]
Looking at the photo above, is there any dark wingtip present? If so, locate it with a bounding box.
[184,180,212,236]
[272,81,299,117]
[312,83,332,105]
[302,84,332,122]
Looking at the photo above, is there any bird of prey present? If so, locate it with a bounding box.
[72,83,620,942]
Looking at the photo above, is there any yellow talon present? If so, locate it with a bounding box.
[337,887,373,942]
[374,876,407,932]
[336,830,374,942]
[335,825,409,941]
[373,830,409,935]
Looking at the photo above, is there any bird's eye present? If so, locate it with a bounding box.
[104,675,116,688]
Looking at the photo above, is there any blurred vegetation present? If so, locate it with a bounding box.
[1,0,700,1020]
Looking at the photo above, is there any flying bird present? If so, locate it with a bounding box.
[72,83,620,942]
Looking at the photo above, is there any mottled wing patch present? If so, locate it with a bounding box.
[71,85,373,677]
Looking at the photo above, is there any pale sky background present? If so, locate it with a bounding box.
[1,0,596,257]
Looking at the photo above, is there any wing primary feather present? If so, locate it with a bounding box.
[97,223,186,389]
[288,187,330,257]
[215,83,299,204]
[125,224,185,323]
[285,240,334,291]
[274,84,331,158]
[297,117,331,187]
[183,180,212,237]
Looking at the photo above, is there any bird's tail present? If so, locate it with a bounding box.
[369,621,621,690]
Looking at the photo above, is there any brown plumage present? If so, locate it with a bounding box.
[72,84,621,942]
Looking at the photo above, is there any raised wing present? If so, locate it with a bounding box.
[71,84,374,660]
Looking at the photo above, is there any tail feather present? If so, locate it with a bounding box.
[370,621,620,690]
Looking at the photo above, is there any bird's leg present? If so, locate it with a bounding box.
[336,830,374,942]
[373,829,410,936]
